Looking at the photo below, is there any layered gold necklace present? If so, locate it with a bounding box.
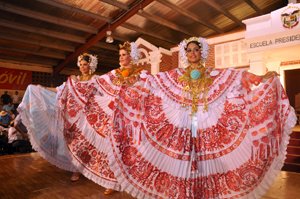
[179,64,213,115]
[113,66,143,86]
[79,74,93,81]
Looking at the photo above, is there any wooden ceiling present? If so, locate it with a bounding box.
[0,0,288,74]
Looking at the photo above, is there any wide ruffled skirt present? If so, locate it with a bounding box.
[18,85,77,172]
[19,76,121,190]
[108,68,297,199]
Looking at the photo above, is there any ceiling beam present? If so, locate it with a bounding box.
[0,34,74,52]
[138,11,193,36]
[139,34,173,49]
[243,0,262,15]
[201,0,244,27]
[0,52,59,66]
[156,0,223,34]
[112,32,132,42]
[0,0,131,51]
[0,19,121,53]
[54,0,155,74]
[244,0,286,22]
[0,58,54,69]
[94,42,119,51]
[0,19,126,51]
[0,18,86,44]
[96,55,120,63]
[36,0,111,22]
[0,47,65,59]
[0,2,97,34]
[101,0,129,10]
[121,22,176,44]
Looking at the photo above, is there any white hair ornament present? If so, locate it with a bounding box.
[77,53,98,74]
[130,42,140,64]
[178,37,209,68]
[119,41,140,64]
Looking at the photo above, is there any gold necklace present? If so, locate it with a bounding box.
[179,64,212,115]
[113,66,143,86]
[79,74,93,81]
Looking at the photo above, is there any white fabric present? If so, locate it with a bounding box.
[108,68,297,199]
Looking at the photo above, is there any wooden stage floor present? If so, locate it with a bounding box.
[0,153,299,199]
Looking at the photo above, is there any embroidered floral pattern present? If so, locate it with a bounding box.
[59,75,120,185]
[64,120,116,181]
[110,69,294,198]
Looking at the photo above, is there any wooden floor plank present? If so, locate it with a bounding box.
[0,153,299,199]
[0,153,133,199]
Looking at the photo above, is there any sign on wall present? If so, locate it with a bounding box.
[248,32,300,49]
[0,67,32,90]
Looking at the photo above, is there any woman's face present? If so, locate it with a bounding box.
[119,49,132,68]
[186,42,201,64]
[79,59,90,75]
